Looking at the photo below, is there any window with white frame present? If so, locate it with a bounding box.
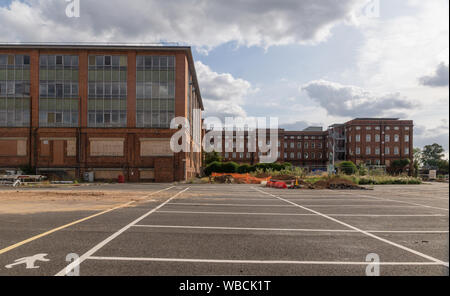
[394,147,399,155]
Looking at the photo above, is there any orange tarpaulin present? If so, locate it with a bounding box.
[211,173,272,184]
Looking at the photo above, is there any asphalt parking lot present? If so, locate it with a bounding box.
[0,183,448,276]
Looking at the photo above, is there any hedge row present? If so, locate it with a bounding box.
[204,162,292,176]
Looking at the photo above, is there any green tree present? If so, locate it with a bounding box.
[422,143,445,169]
[337,161,357,175]
[437,159,449,175]
[204,151,222,166]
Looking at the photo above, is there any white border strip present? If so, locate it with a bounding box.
[55,187,190,276]
[252,187,449,268]
[87,256,446,266]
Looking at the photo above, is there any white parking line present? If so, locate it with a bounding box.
[166,202,427,208]
[354,194,449,211]
[252,187,449,268]
[55,187,190,276]
[132,224,449,234]
[167,203,291,207]
[156,210,446,217]
[87,256,446,266]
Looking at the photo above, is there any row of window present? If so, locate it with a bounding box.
[352,147,410,155]
[0,69,31,81]
[40,55,79,67]
[284,142,323,149]
[0,55,31,127]
[0,55,30,66]
[40,55,79,127]
[0,81,31,96]
[351,134,409,143]
[0,54,186,129]
[223,152,324,160]
[353,126,410,131]
[137,56,176,128]
[284,135,323,140]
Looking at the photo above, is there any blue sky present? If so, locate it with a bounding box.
[0,0,448,153]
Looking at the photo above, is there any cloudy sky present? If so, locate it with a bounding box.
[1,0,448,154]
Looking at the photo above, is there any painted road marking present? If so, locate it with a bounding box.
[357,194,449,211]
[167,203,291,207]
[156,210,446,217]
[165,202,431,208]
[5,253,50,269]
[252,187,449,268]
[87,256,447,266]
[132,224,449,234]
[0,186,174,256]
[55,187,190,276]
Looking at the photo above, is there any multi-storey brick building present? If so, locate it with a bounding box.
[219,118,414,172]
[0,44,203,182]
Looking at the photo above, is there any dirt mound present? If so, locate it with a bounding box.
[213,175,234,184]
[315,177,362,190]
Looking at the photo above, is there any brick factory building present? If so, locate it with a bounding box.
[219,118,414,172]
[0,44,203,182]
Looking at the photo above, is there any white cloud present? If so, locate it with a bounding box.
[414,119,449,153]
[0,0,368,51]
[301,79,415,118]
[419,63,449,87]
[195,61,255,119]
[356,1,449,94]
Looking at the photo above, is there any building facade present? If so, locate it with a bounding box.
[0,44,203,182]
[218,118,414,171]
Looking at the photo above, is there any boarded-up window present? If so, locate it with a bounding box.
[94,170,123,180]
[90,138,124,156]
[140,170,155,179]
[0,138,27,156]
[17,140,27,156]
[0,140,18,156]
[41,140,50,156]
[140,138,173,156]
[67,140,76,156]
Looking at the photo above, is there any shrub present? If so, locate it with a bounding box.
[337,161,357,175]
[221,162,239,173]
[237,164,252,174]
[204,161,222,176]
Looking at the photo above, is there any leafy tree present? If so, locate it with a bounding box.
[437,159,449,175]
[422,143,445,169]
[204,151,222,166]
[337,161,357,175]
[412,148,422,177]
[390,159,411,174]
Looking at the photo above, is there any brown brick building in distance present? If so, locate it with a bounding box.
[0,44,203,182]
[219,118,414,172]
